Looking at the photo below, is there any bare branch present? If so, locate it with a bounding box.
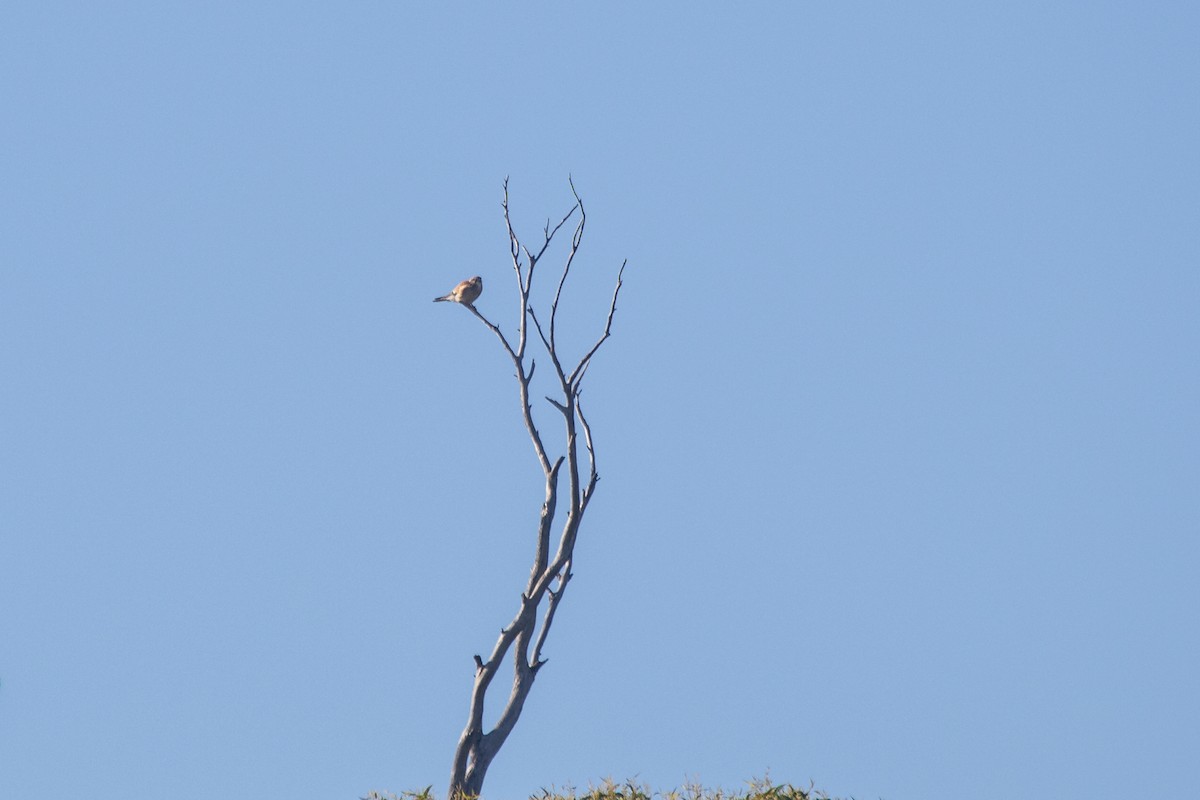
[549,178,586,355]
[502,181,533,365]
[509,182,578,295]
[532,203,580,274]
[465,303,552,476]
[527,457,564,596]
[576,393,600,512]
[531,565,572,668]
[526,306,553,360]
[573,358,592,393]
[568,258,627,386]
[465,303,516,359]
[526,306,566,384]
[502,177,523,283]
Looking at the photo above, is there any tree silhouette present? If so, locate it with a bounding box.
[442,179,627,800]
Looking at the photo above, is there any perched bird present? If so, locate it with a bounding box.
[433,276,483,306]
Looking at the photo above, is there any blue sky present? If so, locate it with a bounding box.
[2,3,1197,799]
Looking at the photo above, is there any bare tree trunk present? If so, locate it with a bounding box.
[443,179,626,800]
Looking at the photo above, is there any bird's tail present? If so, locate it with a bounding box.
[433,294,451,302]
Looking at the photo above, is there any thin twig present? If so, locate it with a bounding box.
[518,191,579,294]
[549,178,586,355]
[532,203,580,275]
[465,303,515,359]
[502,179,531,360]
[568,258,627,385]
[576,393,600,512]
[526,306,565,383]
[502,177,523,281]
[526,306,553,357]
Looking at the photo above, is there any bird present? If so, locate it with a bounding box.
[433,276,483,306]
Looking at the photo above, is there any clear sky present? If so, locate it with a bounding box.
[2,3,1197,799]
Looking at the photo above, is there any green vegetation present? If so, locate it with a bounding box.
[363,776,835,800]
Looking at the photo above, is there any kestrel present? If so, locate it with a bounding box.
[433,275,483,306]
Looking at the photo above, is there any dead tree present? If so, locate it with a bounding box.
[445,179,626,800]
